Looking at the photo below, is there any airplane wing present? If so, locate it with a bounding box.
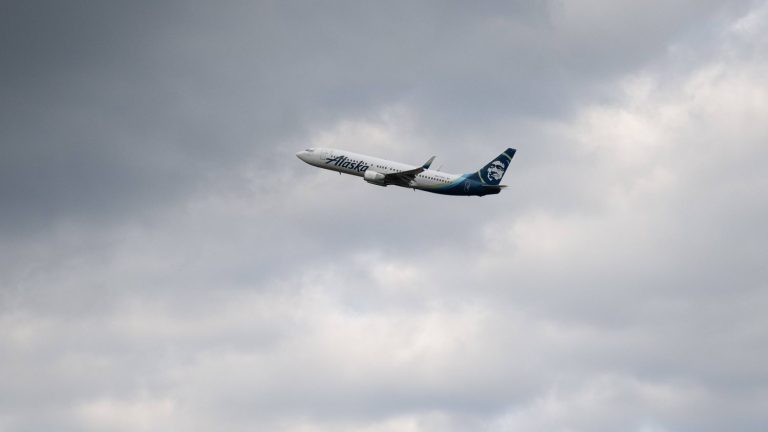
[383,156,435,186]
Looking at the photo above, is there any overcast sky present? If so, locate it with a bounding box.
[2,1,767,431]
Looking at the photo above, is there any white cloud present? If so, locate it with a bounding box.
[76,397,177,432]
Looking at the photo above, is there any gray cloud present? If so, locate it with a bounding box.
[2,0,753,234]
[2,1,767,431]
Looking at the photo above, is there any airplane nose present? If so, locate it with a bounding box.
[296,151,307,161]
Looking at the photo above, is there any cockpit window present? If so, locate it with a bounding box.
[305,148,315,152]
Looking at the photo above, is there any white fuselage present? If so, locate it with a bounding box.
[296,147,462,191]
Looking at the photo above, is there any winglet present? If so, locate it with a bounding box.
[422,156,436,169]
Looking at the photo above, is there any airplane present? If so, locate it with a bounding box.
[296,147,516,196]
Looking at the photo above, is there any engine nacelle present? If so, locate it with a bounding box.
[363,169,387,186]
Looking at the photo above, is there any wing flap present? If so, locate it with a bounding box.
[383,156,435,186]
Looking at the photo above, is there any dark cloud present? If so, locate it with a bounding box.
[2,0,754,235]
[1,1,767,431]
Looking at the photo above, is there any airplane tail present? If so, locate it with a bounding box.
[466,148,516,185]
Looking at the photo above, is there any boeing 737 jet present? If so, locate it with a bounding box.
[296,147,516,196]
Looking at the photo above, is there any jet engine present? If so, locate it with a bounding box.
[363,169,387,186]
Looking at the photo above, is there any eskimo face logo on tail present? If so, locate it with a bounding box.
[325,155,369,173]
[486,160,506,182]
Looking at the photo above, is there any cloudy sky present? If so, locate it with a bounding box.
[2,1,767,431]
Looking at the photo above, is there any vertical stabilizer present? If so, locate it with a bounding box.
[467,148,516,185]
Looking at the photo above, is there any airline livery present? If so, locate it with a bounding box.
[296,147,516,196]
